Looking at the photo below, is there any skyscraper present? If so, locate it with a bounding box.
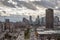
[41,17,45,26]
[5,19,10,30]
[54,16,59,23]
[54,16,59,25]
[5,19,10,23]
[46,8,54,29]
[29,16,33,25]
[35,15,40,26]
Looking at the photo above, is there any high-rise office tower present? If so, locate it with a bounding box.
[54,16,59,25]
[23,18,29,23]
[5,19,10,23]
[54,16,59,23]
[46,8,54,29]
[0,22,3,32]
[35,15,40,25]
[22,17,29,25]
[5,19,10,30]
[29,16,33,25]
[41,17,46,26]
[37,15,40,25]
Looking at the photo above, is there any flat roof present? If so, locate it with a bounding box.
[37,30,60,34]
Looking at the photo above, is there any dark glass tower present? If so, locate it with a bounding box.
[46,8,54,29]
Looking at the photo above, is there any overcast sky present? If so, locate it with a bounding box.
[0,0,60,22]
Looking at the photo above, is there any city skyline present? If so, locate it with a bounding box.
[0,0,60,40]
[0,8,60,40]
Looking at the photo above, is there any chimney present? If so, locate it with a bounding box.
[46,8,54,29]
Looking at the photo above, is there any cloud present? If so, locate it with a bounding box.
[1,0,37,10]
[32,1,56,9]
[16,1,37,10]
[0,0,60,18]
[2,0,16,8]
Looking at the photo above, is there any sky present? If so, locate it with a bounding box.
[0,0,60,22]
[0,0,46,16]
